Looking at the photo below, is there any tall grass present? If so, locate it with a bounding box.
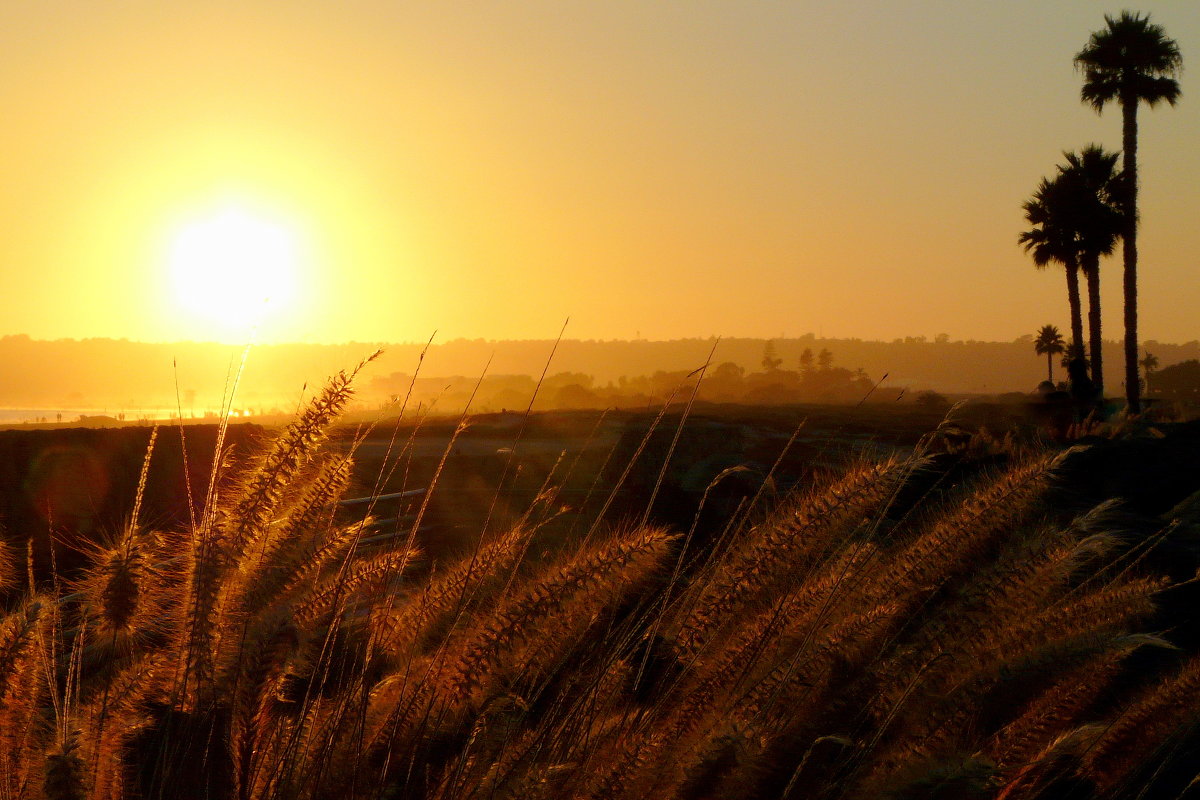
[0,363,1195,799]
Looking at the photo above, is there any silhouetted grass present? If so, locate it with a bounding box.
[0,362,1196,800]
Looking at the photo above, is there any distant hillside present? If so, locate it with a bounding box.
[0,333,1197,412]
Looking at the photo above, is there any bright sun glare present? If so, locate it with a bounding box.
[168,205,300,333]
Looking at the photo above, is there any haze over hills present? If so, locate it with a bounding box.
[3,333,1199,415]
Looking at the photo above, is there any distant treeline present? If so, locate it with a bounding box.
[1,333,1199,411]
[368,354,879,413]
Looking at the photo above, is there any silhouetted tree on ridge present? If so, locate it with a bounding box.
[761,340,782,372]
[1139,350,1158,393]
[1076,11,1182,413]
[799,347,814,375]
[1034,324,1066,383]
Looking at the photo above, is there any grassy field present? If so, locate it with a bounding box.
[0,364,1198,799]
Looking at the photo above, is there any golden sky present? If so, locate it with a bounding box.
[1,2,1198,345]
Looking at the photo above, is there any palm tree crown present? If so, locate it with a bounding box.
[1076,12,1182,113]
[1075,11,1181,414]
[1056,145,1124,393]
[1020,176,1085,366]
[1057,147,1123,257]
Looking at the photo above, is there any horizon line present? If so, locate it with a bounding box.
[3,332,1200,348]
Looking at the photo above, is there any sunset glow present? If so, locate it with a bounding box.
[167,206,301,335]
[2,7,1199,794]
[0,2,1196,346]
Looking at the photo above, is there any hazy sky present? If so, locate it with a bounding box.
[1,2,1197,344]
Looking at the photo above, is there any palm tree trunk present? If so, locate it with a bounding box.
[1083,254,1103,394]
[1047,353,1053,384]
[1065,257,1084,363]
[1122,95,1140,413]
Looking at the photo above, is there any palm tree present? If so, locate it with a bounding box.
[1139,350,1159,393]
[1020,177,1084,365]
[1057,146,1124,393]
[1034,324,1066,383]
[1076,12,1182,413]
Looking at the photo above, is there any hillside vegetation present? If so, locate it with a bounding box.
[5,334,1200,413]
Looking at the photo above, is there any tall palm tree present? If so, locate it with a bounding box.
[1056,146,1124,393]
[1034,324,1066,384]
[1076,11,1182,413]
[1020,176,1084,365]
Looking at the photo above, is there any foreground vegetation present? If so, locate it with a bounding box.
[0,362,1197,800]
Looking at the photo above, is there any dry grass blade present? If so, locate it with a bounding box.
[223,352,379,563]
[676,455,914,659]
[372,523,534,657]
[444,526,676,704]
[1081,648,1200,791]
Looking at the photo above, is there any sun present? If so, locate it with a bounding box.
[167,205,301,334]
